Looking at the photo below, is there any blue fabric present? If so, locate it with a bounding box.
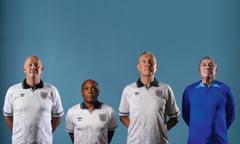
[182,80,235,144]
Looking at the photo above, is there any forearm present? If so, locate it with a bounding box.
[120,116,130,128]
[108,130,115,143]
[51,117,62,132]
[68,133,74,143]
[4,116,13,131]
[167,117,179,130]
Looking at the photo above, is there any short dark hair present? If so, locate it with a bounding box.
[81,79,99,91]
[199,56,217,67]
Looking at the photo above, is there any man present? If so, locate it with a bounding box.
[65,79,117,144]
[3,55,64,144]
[182,56,235,144]
[119,51,179,144]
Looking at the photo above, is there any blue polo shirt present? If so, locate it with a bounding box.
[182,80,235,144]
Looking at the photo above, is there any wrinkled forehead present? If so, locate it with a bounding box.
[199,57,216,65]
[81,80,99,89]
[198,57,217,68]
[24,56,42,66]
[138,53,157,63]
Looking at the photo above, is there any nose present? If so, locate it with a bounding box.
[87,89,92,93]
[30,63,37,69]
[206,64,214,69]
[145,61,153,66]
[146,63,153,67]
[88,88,95,93]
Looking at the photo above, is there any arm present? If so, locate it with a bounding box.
[4,116,13,131]
[108,130,115,143]
[167,116,179,130]
[182,89,190,126]
[68,133,74,143]
[51,117,62,132]
[120,116,130,128]
[225,88,235,129]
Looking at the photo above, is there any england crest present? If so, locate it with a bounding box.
[155,90,163,97]
[41,92,48,99]
[99,113,107,122]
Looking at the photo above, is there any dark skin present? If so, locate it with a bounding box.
[68,79,115,143]
[4,116,13,131]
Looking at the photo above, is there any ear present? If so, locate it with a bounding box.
[137,63,140,72]
[41,66,44,71]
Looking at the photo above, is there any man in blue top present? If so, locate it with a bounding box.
[182,56,235,144]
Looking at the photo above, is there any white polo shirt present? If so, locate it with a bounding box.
[66,102,117,144]
[3,80,64,144]
[119,79,179,144]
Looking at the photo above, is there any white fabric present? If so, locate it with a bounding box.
[119,82,179,144]
[3,83,64,144]
[66,103,117,144]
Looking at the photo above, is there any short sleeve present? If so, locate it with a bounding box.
[118,86,130,116]
[108,108,118,131]
[166,85,179,118]
[65,109,74,133]
[3,87,14,116]
[51,86,64,117]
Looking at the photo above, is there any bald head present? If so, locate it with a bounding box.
[23,56,43,68]
[23,55,44,86]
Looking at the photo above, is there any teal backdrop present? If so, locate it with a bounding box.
[0,0,239,143]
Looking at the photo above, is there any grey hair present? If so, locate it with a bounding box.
[198,56,217,67]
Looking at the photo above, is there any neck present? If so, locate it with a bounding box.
[84,102,96,111]
[202,77,215,87]
[26,78,40,88]
[140,76,154,87]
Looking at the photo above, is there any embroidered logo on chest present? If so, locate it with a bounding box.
[41,92,48,99]
[99,113,107,122]
[155,90,163,97]
[77,117,82,121]
[134,91,139,95]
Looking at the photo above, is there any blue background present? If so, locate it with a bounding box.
[0,0,239,143]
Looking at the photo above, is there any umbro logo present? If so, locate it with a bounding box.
[77,117,82,121]
[20,93,25,97]
[134,92,139,95]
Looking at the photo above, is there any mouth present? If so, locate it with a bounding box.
[203,71,213,77]
[87,94,96,98]
[30,70,38,73]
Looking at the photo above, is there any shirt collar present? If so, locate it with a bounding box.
[197,80,219,88]
[136,78,159,88]
[81,101,102,109]
[22,79,44,89]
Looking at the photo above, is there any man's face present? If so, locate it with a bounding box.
[137,54,158,77]
[81,80,99,104]
[198,58,217,80]
[23,56,43,80]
